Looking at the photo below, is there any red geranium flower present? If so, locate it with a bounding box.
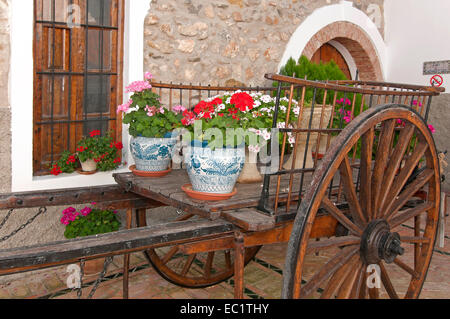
[115,142,123,150]
[90,130,101,138]
[230,92,254,112]
[210,98,223,106]
[181,110,196,126]
[51,165,62,176]
[68,155,76,163]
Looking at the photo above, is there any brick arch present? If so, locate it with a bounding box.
[302,21,383,81]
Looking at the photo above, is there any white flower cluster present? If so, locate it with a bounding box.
[277,122,296,147]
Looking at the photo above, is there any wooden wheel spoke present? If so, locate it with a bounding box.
[161,246,180,265]
[400,236,430,244]
[336,257,362,299]
[350,263,367,299]
[378,124,415,215]
[379,262,399,299]
[300,246,359,298]
[368,286,380,299]
[383,169,434,221]
[181,254,196,276]
[339,156,367,225]
[389,202,434,229]
[321,197,363,236]
[360,127,374,220]
[394,258,420,279]
[204,252,215,278]
[371,119,396,219]
[320,256,355,299]
[382,141,429,214]
[307,236,360,254]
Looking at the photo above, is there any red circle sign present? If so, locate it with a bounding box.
[430,74,443,87]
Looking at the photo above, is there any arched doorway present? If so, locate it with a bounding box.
[278,3,387,82]
[301,21,383,81]
[311,43,352,79]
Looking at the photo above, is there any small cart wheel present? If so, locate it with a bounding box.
[283,104,440,299]
[136,210,261,289]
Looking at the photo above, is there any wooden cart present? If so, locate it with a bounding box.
[0,74,445,299]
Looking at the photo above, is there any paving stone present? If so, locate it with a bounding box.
[10,285,31,298]
[42,276,65,292]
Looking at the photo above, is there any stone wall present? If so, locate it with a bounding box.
[144,0,385,86]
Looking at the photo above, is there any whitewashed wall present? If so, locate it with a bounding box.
[385,0,450,87]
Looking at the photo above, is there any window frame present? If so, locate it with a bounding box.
[10,0,149,192]
[32,0,124,176]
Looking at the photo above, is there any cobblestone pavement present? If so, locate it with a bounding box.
[0,213,448,299]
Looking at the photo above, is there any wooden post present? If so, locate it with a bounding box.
[234,231,245,299]
[123,208,133,299]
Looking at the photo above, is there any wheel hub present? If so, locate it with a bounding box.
[360,220,405,264]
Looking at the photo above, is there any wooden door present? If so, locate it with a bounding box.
[311,43,352,80]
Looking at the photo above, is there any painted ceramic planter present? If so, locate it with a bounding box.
[130,136,177,172]
[184,143,245,194]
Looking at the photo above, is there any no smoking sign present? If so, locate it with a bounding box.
[430,74,444,87]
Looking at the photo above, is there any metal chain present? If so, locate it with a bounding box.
[0,209,14,230]
[0,207,47,243]
[77,259,85,299]
[87,256,114,299]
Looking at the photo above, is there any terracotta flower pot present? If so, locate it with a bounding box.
[283,105,333,170]
[237,147,263,184]
[80,159,97,173]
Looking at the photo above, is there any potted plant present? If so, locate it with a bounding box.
[180,94,249,196]
[49,131,123,176]
[118,72,182,176]
[276,56,357,167]
[60,203,121,275]
[50,151,78,176]
[76,130,123,173]
[178,90,305,187]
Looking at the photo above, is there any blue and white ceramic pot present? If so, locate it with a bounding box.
[184,143,245,194]
[130,136,177,172]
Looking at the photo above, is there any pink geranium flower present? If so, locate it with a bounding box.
[125,81,152,93]
[80,207,92,217]
[144,72,153,80]
[172,105,187,114]
[412,100,423,107]
[428,124,436,134]
[117,99,133,114]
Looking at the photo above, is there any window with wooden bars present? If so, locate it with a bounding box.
[33,0,124,175]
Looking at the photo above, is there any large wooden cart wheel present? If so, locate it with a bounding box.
[136,210,260,288]
[283,104,440,299]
